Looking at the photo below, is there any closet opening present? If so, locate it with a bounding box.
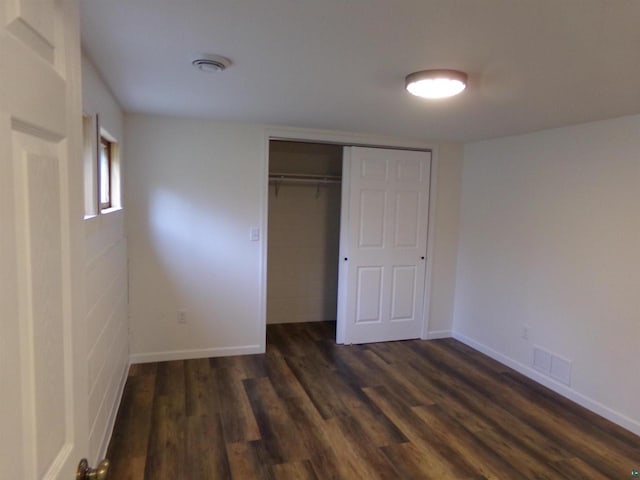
[266,140,343,342]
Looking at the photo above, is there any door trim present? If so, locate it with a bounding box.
[260,127,439,346]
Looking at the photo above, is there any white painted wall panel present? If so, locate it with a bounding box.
[83,205,128,465]
[426,145,462,337]
[455,114,640,434]
[81,54,128,462]
[85,209,125,260]
[125,115,265,360]
[88,336,127,460]
[86,266,127,354]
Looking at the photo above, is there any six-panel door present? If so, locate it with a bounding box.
[339,147,431,344]
[0,0,87,478]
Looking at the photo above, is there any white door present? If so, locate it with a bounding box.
[0,1,89,479]
[337,147,431,344]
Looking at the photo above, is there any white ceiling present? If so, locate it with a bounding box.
[80,0,640,143]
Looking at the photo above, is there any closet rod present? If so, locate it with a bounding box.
[269,173,341,198]
[268,178,341,185]
[268,173,341,184]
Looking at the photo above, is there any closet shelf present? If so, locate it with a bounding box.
[268,173,342,185]
[269,173,341,198]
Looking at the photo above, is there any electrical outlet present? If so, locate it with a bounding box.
[522,324,529,340]
[177,310,187,324]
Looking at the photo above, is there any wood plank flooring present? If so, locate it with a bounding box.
[107,321,640,479]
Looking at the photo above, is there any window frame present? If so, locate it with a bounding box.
[98,135,112,211]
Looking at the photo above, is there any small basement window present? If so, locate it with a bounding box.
[99,136,112,210]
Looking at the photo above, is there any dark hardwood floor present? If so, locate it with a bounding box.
[107,321,639,479]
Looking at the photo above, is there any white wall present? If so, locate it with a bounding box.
[125,115,266,361]
[454,114,640,434]
[427,144,463,338]
[125,115,461,360]
[81,55,129,461]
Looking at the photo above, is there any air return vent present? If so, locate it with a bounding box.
[532,345,572,386]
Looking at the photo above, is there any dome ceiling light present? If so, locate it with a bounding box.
[405,69,468,99]
[192,54,231,73]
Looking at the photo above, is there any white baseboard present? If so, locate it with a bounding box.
[129,344,264,364]
[452,331,640,437]
[424,329,452,340]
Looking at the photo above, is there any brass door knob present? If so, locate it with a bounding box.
[77,458,110,480]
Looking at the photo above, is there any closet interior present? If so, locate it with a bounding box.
[266,140,343,325]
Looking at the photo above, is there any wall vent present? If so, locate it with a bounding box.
[532,345,572,386]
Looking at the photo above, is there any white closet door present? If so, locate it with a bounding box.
[0,0,88,478]
[338,147,431,344]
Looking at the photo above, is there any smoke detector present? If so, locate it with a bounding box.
[191,54,231,73]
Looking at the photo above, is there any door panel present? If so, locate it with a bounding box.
[390,266,417,321]
[394,191,420,247]
[359,189,386,247]
[3,26,66,137]
[339,147,431,344]
[1,0,87,478]
[396,155,424,182]
[361,155,388,180]
[6,0,56,62]
[17,140,67,478]
[7,0,55,42]
[355,266,383,323]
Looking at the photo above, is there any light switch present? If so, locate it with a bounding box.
[250,227,260,242]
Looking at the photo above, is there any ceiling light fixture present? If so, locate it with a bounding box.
[405,69,467,99]
[192,54,231,73]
